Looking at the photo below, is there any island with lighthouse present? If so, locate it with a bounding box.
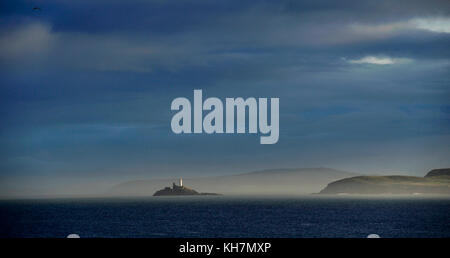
[153,178,220,196]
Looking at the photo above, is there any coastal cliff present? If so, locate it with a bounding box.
[319,169,450,195]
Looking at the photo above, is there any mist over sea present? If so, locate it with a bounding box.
[1,196,449,238]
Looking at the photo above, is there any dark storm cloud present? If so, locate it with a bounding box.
[2,0,450,74]
[2,0,449,31]
[0,0,449,196]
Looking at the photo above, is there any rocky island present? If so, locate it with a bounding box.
[153,178,220,196]
[319,168,450,195]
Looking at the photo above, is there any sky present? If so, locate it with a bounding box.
[0,0,449,196]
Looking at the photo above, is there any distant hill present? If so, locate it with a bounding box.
[425,168,450,178]
[319,168,450,195]
[108,168,357,196]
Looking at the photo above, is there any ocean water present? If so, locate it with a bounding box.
[0,196,449,238]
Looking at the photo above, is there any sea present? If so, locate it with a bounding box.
[0,196,449,238]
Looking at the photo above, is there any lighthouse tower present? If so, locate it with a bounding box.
[180,178,183,187]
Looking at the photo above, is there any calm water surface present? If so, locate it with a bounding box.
[0,196,449,238]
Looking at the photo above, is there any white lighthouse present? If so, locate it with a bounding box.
[180,177,183,187]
